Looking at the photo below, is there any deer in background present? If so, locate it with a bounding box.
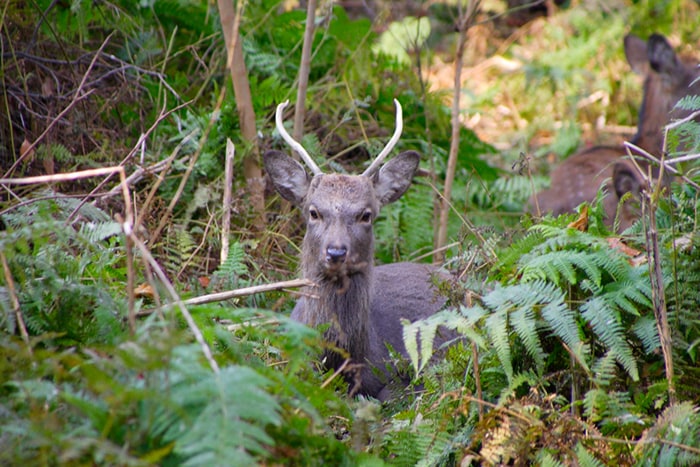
[264,100,447,400]
[529,33,700,230]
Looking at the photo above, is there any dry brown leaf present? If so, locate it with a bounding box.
[567,205,588,231]
[134,283,155,298]
[19,139,34,160]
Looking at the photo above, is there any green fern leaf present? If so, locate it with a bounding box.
[581,297,639,381]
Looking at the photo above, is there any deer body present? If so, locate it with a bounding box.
[265,101,446,399]
[529,33,699,230]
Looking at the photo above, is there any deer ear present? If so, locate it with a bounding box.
[373,150,420,206]
[263,150,311,205]
[647,33,680,75]
[624,34,650,75]
[613,161,643,199]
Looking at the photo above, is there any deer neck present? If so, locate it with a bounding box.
[300,254,373,369]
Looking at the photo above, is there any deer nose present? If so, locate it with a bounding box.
[326,246,347,263]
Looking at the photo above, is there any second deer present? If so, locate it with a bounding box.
[265,100,447,400]
[529,33,700,230]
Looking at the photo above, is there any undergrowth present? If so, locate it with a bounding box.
[2,0,700,465]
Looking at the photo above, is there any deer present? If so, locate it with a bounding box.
[264,100,448,400]
[528,33,700,231]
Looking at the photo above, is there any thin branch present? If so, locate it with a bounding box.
[0,251,31,352]
[66,98,194,224]
[128,231,220,374]
[137,278,314,315]
[221,140,235,263]
[150,90,226,245]
[435,0,481,262]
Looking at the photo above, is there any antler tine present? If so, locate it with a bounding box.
[361,99,403,177]
[275,100,323,175]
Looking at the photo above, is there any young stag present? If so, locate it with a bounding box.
[265,100,446,400]
[529,33,700,230]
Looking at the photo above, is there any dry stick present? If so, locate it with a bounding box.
[221,139,235,263]
[435,0,481,263]
[175,278,312,308]
[465,292,483,421]
[623,141,700,191]
[150,90,227,245]
[292,0,317,143]
[4,31,116,178]
[137,278,313,317]
[128,232,220,374]
[625,135,676,403]
[0,168,219,370]
[0,251,31,352]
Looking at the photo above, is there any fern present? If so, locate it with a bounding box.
[634,402,700,466]
[581,297,639,381]
[213,240,251,289]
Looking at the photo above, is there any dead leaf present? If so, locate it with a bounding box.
[567,205,588,231]
[20,139,34,160]
[134,283,155,298]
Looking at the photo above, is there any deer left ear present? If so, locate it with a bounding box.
[263,150,311,205]
[373,151,420,206]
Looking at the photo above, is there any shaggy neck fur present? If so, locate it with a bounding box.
[298,239,373,371]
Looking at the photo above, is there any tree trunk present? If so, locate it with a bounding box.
[218,0,265,230]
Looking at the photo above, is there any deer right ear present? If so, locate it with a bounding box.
[263,150,311,205]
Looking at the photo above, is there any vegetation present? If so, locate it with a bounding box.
[2,0,700,465]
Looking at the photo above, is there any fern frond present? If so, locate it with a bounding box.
[485,309,513,381]
[581,297,639,381]
[575,442,606,467]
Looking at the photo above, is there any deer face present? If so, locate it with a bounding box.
[264,150,420,281]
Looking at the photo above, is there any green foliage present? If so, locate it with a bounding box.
[0,197,126,345]
[634,402,700,466]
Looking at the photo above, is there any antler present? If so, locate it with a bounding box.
[361,99,403,177]
[275,100,323,176]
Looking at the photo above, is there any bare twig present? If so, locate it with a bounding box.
[134,129,198,234]
[128,232,220,373]
[137,278,314,317]
[0,251,31,352]
[221,139,235,263]
[623,141,700,191]
[217,0,265,230]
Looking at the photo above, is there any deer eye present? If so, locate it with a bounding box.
[358,210,372,223]
[308,206,320,220]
